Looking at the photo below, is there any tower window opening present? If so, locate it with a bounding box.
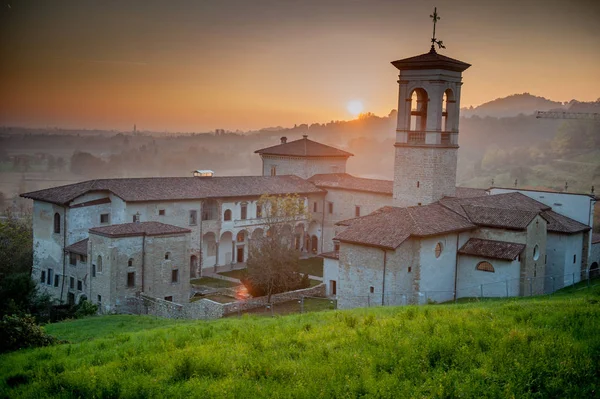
[409,88,428,136]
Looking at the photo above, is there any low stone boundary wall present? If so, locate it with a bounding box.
[127,284,326,320]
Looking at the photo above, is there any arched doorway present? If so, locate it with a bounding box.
[219,231,233,266]
[236,230,248,263]
[590,262,599,279]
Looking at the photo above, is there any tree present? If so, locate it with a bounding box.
[0,211,33,276]
[243,194,310,303]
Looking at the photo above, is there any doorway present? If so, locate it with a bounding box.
[237,246,244,263]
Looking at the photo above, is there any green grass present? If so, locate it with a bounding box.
[217,269,247,280]
[190,277,240,289]
[297,257,323,277]
[2,288,600,398]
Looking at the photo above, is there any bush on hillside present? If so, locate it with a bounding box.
[0,314,61,354]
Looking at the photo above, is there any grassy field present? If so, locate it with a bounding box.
[298,257,324,277]
[1,288,599,398]
[190,277,240,289]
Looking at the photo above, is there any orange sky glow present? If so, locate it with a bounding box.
[0,0,598,132]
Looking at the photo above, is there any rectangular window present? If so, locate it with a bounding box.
[408,267,412,273]
[164,296,173,302]
[69,252,77,266]
[127,272,135,288]
[189,210,198,225]
[172,269,179,283]
[328,202,333,214]
[330,280,337,295]
[54,275,59,287]
[132,213,140,223]
[313,202,318,212]
[92,264,96,278]
[158,209,165,216]
[80,255,87,263]
[355,206,361,217]
[40,270,46,283]
[97,295,101,304]
[256,204,262,218]
[270,165,276,176]
[241,204,247,220]
[47,269,53,285]
[100,213,110,224]
[573,254,577,264]
[70,277,75,289]
[369,286,374,294]
[77,280,82,291]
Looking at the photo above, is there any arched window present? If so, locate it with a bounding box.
[441,89,454,139]
[409,88,428,134]
[236,231,245,242]
[165,252,171,260]
[224,209,232,221]
[476,261,494,273]
[54,213,61,234]
[97,255,103,273]
[435,242,443,258]
[128,258,133,267]
[533,245,540,261]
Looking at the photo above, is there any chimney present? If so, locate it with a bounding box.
[280,136,287,144]
[302,135,308,139]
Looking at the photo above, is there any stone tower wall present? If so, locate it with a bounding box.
[393,146,457,207]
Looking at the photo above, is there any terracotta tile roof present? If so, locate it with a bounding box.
[254,136,353,158]
[454,187,488,198]
[21,175,323,205]
[391,48,471,72]
[307,173,393,195]
[458,238,525,261]
[593,234,600,244]
[334,204,476,250]
[541,210,590,234]
[89,222,191,238]
[461,205,539,230]
[65,238,88,255]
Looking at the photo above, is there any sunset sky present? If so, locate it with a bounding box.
[0,0,598,132]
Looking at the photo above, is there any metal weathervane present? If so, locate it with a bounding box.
[430,7,446,50]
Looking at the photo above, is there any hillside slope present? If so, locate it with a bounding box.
[1,288,599,398]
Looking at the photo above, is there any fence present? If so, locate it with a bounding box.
[335,270,600,309]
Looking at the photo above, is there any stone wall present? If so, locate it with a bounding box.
[261,155,347,179]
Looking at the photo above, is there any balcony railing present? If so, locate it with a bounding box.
[441,132,451,145]
[407,132,425,144]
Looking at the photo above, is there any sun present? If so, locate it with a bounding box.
[346,100,364,117]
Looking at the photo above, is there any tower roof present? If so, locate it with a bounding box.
[254,136,353,158]
[391,47,471,72]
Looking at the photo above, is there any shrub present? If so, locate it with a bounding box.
[0,314,60,354]
[73,299,98,319]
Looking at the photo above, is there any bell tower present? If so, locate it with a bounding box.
[392,8,470,207]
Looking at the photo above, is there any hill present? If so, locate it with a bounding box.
[1,286,599,398]
[461,93,565,118]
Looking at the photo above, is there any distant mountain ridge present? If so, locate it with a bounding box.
[461,93,565,118]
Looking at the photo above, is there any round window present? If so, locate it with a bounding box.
[435,242,443,258]
[533,245,540,261]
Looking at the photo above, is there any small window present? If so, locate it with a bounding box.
[100,213,110,224]
[77,280,83,291]
[355,206,361,218]
[418,203,422,206]
[328,202,333,214]
[369,286,374,294]
[69,253,77,266]
[189,210,198,225]
[544,254,547,264]
[408,267,412,273]
[313,202,318,212]
[573,254,576,264]
[256,205,262,218]
[133,213,140,223]
[97,255,103,273]
[435,242,443,258]
[40,270,46,283]
[70,277,74,289]
[476,261,495,273]
[533,245,540,261]
[54,275,59,287]
[92,264,96,278]
[165,252,170,260]
[128,258,133,267]
[97,295,102,304]
[236,231,245,242]
[158,209,165,216]
[241,203,247,220]
[270,165,276,176]
[224,209,232,221]
[80,255,87,263]
[417,181,420,188]
[54,213,61,234]
[164,296,173,302]
[172,269,179,283]
[127,272,135,288]
[47,269,53,285]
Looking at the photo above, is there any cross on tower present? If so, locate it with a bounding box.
[430,7,446,51]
